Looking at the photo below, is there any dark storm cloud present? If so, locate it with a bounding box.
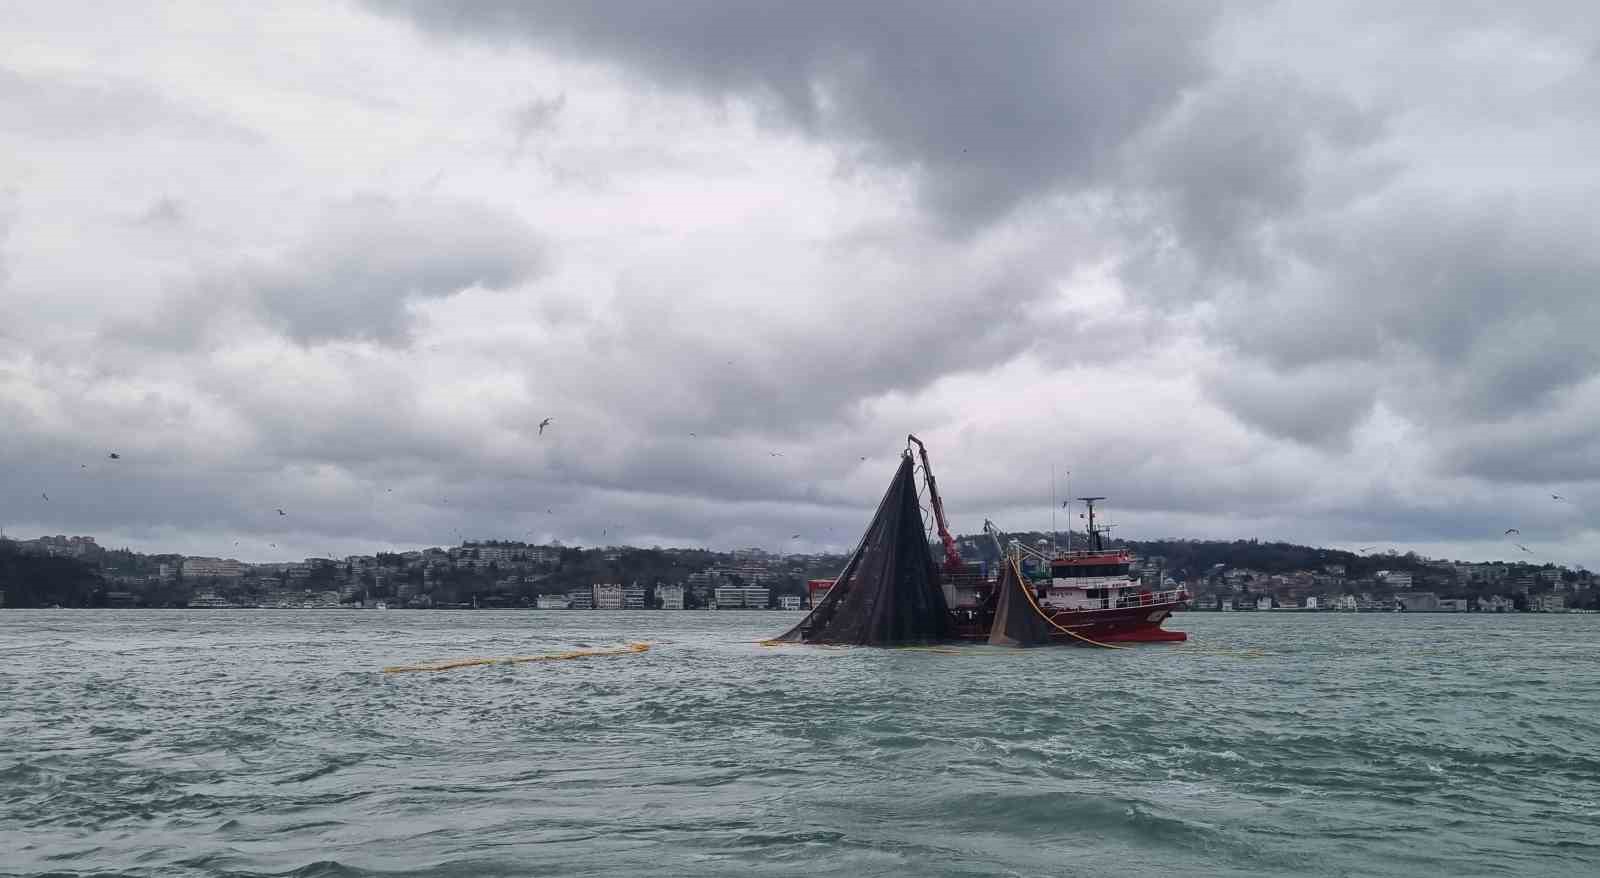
[372,0,1221,227]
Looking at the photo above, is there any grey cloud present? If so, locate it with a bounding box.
[507,93,567,163]
[372,0,1221,227]
[131,195,543,348]
[1203,361,1380,449]
[253,196,542,344]
[133,197,185,229]
[0,187,15,288]
[0,65,258,142]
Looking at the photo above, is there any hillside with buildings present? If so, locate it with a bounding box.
[0,534,842,610]
[2,530,1592,613]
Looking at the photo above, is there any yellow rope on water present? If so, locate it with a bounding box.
[383,641,650,673]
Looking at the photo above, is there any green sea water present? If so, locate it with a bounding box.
[2,610,1597,877]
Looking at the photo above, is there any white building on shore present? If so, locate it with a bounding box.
[714,586,770,609]
[592,582,623,610]
[656,584,684,610]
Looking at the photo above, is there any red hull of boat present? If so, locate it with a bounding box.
[1048,604,1187,643]
[951,601,1187,644]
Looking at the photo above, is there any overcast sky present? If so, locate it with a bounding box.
[3,1,1596,567]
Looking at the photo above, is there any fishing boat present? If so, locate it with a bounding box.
[774,436,1187,647]
[910,436,1189,644]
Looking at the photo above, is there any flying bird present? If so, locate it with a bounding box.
[859,456,867,461]
[41,492,48,501]
[1552,494,1565,501]
[538,417,552,436]
[1504,528,1520,535]
[107,452,120,460]
[80,464,86,469]
[277,509,286,516]
[791,534,801,539]
[1515,543,1532,553]
[689,432,697,437]
[769,451,784,457]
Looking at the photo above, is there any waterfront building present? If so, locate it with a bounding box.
[1531,593,1567,613]
[567,589,594,610]
[592,582,623,610]
[714,585,771,609]
[622,583,647,609]
[1398,591,1439,611]
[778,595,802,611]
[1437,598,1469,612]
[656,584,684,610]
[535,593,569,609]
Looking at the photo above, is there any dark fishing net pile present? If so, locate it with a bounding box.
[772,455,953,645]
[986,558,1056,647]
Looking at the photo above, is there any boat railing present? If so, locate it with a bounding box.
[1110,588,1188,608]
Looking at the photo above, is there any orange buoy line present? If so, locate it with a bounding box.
[383,641,650,673]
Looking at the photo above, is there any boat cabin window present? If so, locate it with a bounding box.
[1052,564,1129,578]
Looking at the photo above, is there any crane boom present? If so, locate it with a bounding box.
[906,434,965,571]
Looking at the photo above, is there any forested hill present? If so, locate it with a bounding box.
[0,541,104,607]
[953,530,1440,580]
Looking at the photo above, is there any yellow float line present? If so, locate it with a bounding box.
[383,641,649,673]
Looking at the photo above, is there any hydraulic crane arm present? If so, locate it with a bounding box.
[906,434,965,571]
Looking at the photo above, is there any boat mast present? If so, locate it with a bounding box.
[1079,497,1106,551]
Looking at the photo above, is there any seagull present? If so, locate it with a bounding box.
[270,543,276,548]
[108,452,121,460]
[689,432,697,437]
[41,492,49,501]
[538,417,552,436]
[1515,543,1532,553]
[1552,494,1566,501]
[80,464,86,469]
[546,508,553,515]
[859,456,867,461]
[1504,528,1520,535]
[791,534,801,539]
[277,509,287,516]
[769,451,784,457]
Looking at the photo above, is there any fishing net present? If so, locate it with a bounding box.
[772,454,953,645]
[986,558,1055,647]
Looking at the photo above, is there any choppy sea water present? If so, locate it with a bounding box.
[2,610,1597,877]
